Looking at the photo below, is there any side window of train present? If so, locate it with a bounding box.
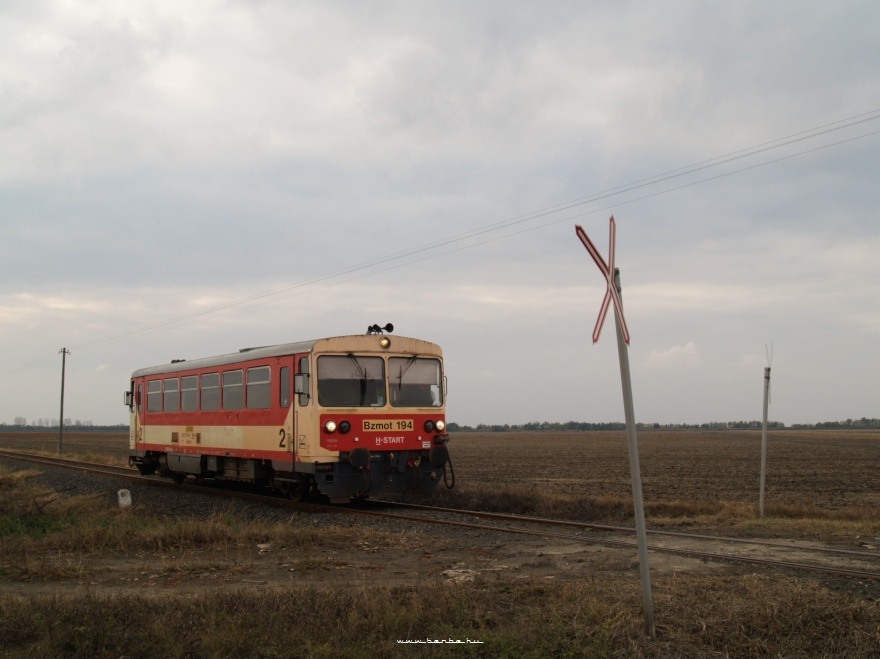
[246,366,271,410]
[163,378,179,413]
[296,357,310,406]
[181,376,198,412]
[147,380,161,413]
[280,366,290,408]
[201,373,220,411]
[137,384,143,413]
[223,370,244,410]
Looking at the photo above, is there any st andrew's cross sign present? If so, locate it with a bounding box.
[574,215,631,345]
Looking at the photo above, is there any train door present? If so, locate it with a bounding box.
[128,379,144,455]
[277,354,310,499]
[293,354,311,462]
[279,360,294,465]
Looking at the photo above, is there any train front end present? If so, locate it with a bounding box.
[296,333,452,502]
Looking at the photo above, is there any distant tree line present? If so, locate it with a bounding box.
[790,418,880,429]
[4,417,879,433]
[1,420,127,432]
[448,418,880,432]
[12,417,95,428]
[448,421,627,432]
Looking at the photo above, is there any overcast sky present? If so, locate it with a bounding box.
[2,1,878,427]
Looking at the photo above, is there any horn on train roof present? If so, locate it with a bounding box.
[366,323,394,335]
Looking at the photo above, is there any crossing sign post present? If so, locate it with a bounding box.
[575,216,655,637]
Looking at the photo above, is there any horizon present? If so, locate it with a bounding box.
[5,417,878,430]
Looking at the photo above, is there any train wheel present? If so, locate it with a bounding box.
[278,482,306,502]
[171,473,186,484]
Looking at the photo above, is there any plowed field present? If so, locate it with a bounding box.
[448,429,880,511]
[3,428,879,510]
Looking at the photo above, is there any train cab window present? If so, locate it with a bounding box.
[181,376,198,412]
[223,370,243,410]
[163,378,179,413]
[389,357,443,407]
[147,380,161,413]
[317,355,385,407]
[246,366,271,410]
[137,384,143,413]
[201,373,219,411]
[280,366,290,408]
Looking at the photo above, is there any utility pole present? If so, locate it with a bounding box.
[58,348,70,455]
[759,366,771,517]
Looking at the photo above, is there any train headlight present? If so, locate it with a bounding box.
[379,337,391,349]
[423,419,446,433]
[339,420,351,434]
[324,420,337,433]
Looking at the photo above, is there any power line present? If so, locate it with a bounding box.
[3,109,879,374]
[241,125,880,302]
[70,123,880,351]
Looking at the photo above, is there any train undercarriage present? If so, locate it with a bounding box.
[130,444,452,503]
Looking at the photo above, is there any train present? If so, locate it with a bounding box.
[124,325,453,502]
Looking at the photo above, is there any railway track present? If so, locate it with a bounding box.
[355,499,880,582]
[0,449,139,478]
[3,448,879,582]
[370,499,880,561]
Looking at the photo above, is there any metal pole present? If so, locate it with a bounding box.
[58,348,69,455]
[759,366,770,517]
[613,269,655,637]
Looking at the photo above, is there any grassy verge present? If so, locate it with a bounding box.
[3,467,880,657]
[2,575,879,657]
[0,468,431,577]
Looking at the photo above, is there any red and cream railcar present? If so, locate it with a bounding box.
[124,332,452,502]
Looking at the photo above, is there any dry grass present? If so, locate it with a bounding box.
[0,467,433,584]
[4,431,880,655]
[2,466,880,656]
[429,482,880,543]
[2,576,879,657]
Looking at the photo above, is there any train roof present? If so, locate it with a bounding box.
[130,334,441,378]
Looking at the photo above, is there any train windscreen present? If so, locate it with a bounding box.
[389,357,442,407]
[317,355,386,407]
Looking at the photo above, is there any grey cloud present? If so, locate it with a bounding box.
[1,1,878,426]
